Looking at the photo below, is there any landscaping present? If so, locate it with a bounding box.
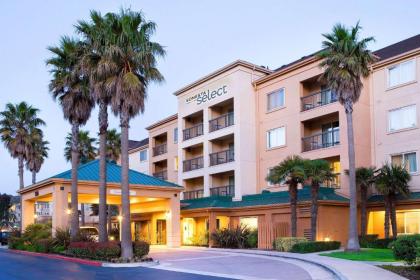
[210,226,258,249]
[272,237,341,253]
[380,265,420,280]
[320,248,396,262]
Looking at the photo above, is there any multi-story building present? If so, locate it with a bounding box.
[127,138,150,174]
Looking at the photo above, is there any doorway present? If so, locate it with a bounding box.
[134,221,151,242]
[156,219,167,245]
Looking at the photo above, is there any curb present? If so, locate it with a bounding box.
[8,249,102,267]
[102,260,159,268]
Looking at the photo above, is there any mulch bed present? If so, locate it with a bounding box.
[380,265,420,280]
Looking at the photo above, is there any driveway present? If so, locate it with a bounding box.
[149,246,335,280]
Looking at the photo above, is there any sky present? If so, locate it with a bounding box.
[0,0,419,195]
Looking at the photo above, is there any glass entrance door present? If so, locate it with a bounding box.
[156,219,167,245]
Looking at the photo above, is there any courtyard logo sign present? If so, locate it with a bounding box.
[186,85,228,105]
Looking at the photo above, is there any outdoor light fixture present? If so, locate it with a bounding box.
[66,209,71,215]
[165,211,170,219]
[33,214,38,219]
[117,215,123,221]
[324,237,331,242]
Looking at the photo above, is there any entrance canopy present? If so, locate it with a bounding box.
[18,160,183,247]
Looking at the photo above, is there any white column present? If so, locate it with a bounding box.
[166,196,181,247]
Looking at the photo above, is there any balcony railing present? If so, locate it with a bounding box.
[153,170,168,180]
[183,189,204,200]
[209,149,234,166]
[153,143,167,156]
[210,185,235,197]
[183,156,204,172]
[183,123,204,141]
[301,89,337,111]
[302,129,340,152]
[323,174,341,189]
[209,112,234,132]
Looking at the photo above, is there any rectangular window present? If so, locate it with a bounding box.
[266,127,285,149]
[174,127,178,143]
[139,149,147,162]
[389,105,416,132]
[388,59,415,87]
[267,88,285,111]
[391,152,418,173]
[174,156,178,171]
[396,211,420,235]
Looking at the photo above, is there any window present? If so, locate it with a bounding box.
[388,59,415,87]
[267,88,285,111]
[266,127,286,149]
[388,105,416,131]
[174,156,178,171]
[174,127,178,143]
[239,217,258,230]
[396,211,420,235]
[391,152,418,173]
[139,149,147,162]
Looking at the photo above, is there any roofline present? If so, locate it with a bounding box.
[146,113,178,130]
[372,47,420,69]
[173,60,272,96]
[129,144,149,154]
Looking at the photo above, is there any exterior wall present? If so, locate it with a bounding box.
[128,146,149,174]
[371,51,420,192]
[255,59,372,197]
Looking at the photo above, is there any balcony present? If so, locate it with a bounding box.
[153,143,167,156]
[183,123,204,141]
[183,156,204,172]
[302,129,340,152]
[153,170,168,180]
[209,149,234,166]
[183,189,204,200]
[209,112,234,132]
[301,89,337,111]
[210,185,235,197]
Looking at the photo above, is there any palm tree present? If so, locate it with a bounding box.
[0,102,45,190]
[26,133,49,184]
[64,130,97,164]
[304,159,334,241]
[105,129,121,163]
[267,155,305,237]
[102,9,165,258]
[76,11,114,242]
[47,37,94,239]
[355,167,376,237]
[318,23,376,251]
[376,164,410,239]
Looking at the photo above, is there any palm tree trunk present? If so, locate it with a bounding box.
[107,205,112,236]
[344,102,360,251]
[384,195,390,239]
[390,193,397,239]
[70,122,80,239]
[360,185,367,237]
[289,184,298,237]
[120,112,133,259]
[98,100,108,242]
[310,183,319,241]
[18,155,24,231]
[81,204,85,226]
[32,170,36,185]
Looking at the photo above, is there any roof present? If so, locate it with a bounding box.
[374,34,420,61]
[128,138,149,151]
[146,114,178,130]
[181,186,348,210]
[173,60,272,96]
[368,192,420,203]
[50,159,180,188]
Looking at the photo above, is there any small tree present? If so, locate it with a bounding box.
[355,167,376,237]
[267,156,305,237]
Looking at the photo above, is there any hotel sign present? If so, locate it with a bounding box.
[186,85,228,105]
[110,189,136,196]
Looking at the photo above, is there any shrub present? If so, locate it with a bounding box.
[8,236,24,250]
[133,241,150,258]
[186,232,209,246]
[273,237,307,252]
[290,241,341,253]
[211,226,251,248]
[359,234,379,248]
[246,229,258,248]
[53,228,71,249]
[72,230,95,242]
[22,223,52,244]
[67,241,121,260]
[35,238,54,253]
[392,235,420,265]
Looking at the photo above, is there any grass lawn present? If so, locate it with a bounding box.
[320,248,396,262]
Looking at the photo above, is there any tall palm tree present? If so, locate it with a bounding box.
[101,9,165,258]
[318,23,376,251]
[355,167,376,237]
[304,159,334,241]
[64,130,97,164]
[76,11,114,242]
[104,129,121,163]
[376,164,410,239]
[47,37,94,239]
[0,102,45,190]
[267,155,305,237]
[26,133,49,184]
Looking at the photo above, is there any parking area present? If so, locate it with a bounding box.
[148,246,335,280]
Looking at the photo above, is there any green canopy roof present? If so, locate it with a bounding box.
[181,186,348,210]
[51,159,180,188]
[368,192,420,203]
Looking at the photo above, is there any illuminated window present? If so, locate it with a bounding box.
[396,211,420,235]
[240,217,258,230]
[174,156,179,171]
[391,152,417,173]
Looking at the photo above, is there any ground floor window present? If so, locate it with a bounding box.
[240,217,258,230]
[368,210,420,237]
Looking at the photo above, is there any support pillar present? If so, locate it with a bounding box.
[208,211,217,247]
[21,199,35,232]
[166,195,181,247]
[52,186,70,236]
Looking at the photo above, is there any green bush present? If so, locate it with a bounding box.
[8,236,24,249]
[370,238,395,249]
[34,238,54,253]
[246,229,258,248]
[392,235,420,265]
[67,241,121,260]
[53,228,71,249]
[290,241,341,253]
[273,237,307,252]
[211,226,251,249]
[359,234,379,248]
[133,241,150,258]
[22,223,52,244]
[187,232,209,246]
[72,230,95,242]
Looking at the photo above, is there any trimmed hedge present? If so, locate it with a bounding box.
[392,234,420,265]
[133,241,150,258]
[273,237,307,252]
[359,234,379,248]
[290,241,341,253]
[67,241,121,260]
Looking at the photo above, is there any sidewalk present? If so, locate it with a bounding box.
[192,247,406,280]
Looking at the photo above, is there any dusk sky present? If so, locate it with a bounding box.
[1,0,419,195]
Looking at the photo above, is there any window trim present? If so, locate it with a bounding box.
[139,149,148,162]
[389,151,418,174]
[266,126,286,150]
[387,104,417,133]
[266,88,286,112]
[387,59,417,89]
